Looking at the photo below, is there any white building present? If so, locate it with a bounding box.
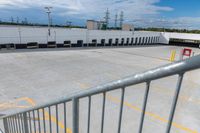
[87,20,99,30]
[122,24,134,31]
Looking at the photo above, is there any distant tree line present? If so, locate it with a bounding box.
[0,20,84,29]
[135,27,200,34]
[0,18,200,34]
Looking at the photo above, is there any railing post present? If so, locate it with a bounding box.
[138,81,150,133]
[117,88,125,133]
[23,113,29,133]
[72,98,79,133]
[3,118,9,133]
[166,73,184,133]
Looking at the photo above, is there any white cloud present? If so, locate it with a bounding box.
[131,17,200,29]
[1,0,199,29]
[167,17,200,29]
[0,0,173,21]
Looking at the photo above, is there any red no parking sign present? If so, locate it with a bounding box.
[182,48,192,57]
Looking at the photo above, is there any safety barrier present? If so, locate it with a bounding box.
[1,55,200,133]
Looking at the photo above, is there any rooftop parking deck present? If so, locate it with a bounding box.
[0,46,200,133]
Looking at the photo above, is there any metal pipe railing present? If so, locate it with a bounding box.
[1,55,200,133]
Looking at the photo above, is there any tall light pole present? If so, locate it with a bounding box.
[44,6,53,36]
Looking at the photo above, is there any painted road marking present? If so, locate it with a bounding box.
[105,72,200,106]
[108,96,197,133]
[0,97,33,110]
[111,50,171,62]
[22,98,72,133]
[153,85,200,105]
[76,82,198,133]
[0,97,72,133]
[1,83,198,133]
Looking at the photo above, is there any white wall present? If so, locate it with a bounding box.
[1,25,200,45]
[0,25,161,45]
[159,32,200,44]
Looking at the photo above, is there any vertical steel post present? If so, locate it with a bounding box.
[64,103,67,133]
[87,96,91,133]
[11,116,16,133]
[17,114,22,133]
[72,98,79,133]
[23,113,29,133]
[37,110,41,133]
[14,116,19,133]
[3,118,9,133]
[166,74,184,133]
[101,92,106,133]
[138,82,150,133]
[18,28,22,44]
[42,109,46,133]
[56,105,59,133]
[28,112,32,133]
[117,88,125,133]
[7,117,12,133]
[20,114,24,133]
[48,107,52,133]
[47,11,51,36]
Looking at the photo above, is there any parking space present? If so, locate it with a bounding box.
[0,46,200,133]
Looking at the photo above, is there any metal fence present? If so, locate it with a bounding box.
[1,55,200,133]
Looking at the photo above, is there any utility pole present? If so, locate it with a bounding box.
[119,11,124,29]
[44,6,53,36]
[114,13,118,28]
[10,16,14,23]
[16,17,19,24]
[24,18,28,24]
[104,8,110,29]
[22,18,28,24]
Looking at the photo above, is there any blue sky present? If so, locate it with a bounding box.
[0,0,200,29]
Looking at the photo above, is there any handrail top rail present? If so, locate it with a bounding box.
[1,55,200,119]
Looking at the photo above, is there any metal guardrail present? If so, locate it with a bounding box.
[1,55,200,133]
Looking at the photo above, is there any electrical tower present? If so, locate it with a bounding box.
[119,11,124,28]
[114,13,118,28]
[104,8,110,28]
[16,17,19,24]
[24,18,28,24]
[10,17,14,23]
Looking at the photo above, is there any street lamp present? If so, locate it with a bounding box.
[44,6,53,36]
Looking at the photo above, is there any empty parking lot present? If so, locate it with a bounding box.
[0,46,200,133]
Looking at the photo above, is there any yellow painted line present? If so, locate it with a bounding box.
[77,82,198,133]
[107,95,198,133]
[98,72,200,106]
[44,111,72,133]
[24,97,72,133]
[0,97,72,133]
[0,97,34,110]
[17,97,36,106]
[153,85,200,105]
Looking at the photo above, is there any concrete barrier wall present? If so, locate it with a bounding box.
[0,25,161,45]
[1,25,200,47]
[159,32,200,44]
